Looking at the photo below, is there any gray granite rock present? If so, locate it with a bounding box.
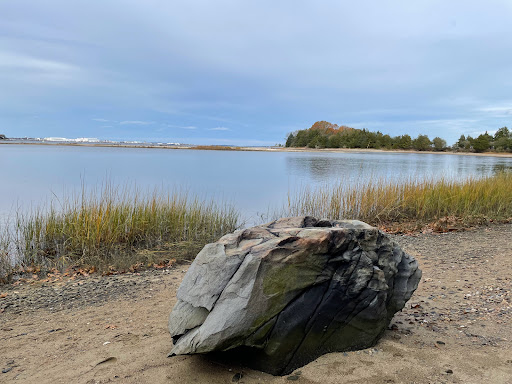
[168,216,421,375]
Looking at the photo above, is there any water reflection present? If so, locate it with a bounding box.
[492,163,512,175]
[1,145,512,223]
[286,152,512,185]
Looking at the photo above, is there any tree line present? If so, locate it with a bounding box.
[454,127,512,152]
[285,121,512,153]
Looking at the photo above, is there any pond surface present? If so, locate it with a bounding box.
[2,145,512,224]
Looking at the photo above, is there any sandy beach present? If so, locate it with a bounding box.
[1,224,511,383]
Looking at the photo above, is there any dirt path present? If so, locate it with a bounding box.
[1,225,511,384]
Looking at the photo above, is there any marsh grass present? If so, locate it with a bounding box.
[0,183,239,279]
[191,145,242,151]
[0,224,13,283]
[281,172,512,231]
[3,172,512,283]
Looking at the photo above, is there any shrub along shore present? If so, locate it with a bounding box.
[1,173,512,284]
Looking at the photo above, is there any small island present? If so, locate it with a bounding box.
[285,121,512,154]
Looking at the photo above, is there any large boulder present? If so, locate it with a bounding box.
[168,216,421,375]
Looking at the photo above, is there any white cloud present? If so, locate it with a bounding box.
[166,124,197,130]
[209,127,230,131]
[119,121,154,125]
[0,51,83,89]
[92,118,110,122]
[0,51,78,73]
[478,104,512,115]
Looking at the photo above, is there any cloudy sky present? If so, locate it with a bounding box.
[1,1,511,145]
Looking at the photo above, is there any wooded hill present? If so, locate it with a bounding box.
[285,121,444,151]
[285,121,512,153]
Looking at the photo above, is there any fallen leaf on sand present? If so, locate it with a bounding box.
[0,293,7,299]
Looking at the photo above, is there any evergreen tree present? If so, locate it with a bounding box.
[456,134,466,149]
[465,136,474,150]
[412,135,432,151]
[493,127,511,151]
[473,134,490,153]
[494,126,510,140]
[285,133,295,147]
[432,137,446,151]
[394,135,412,149]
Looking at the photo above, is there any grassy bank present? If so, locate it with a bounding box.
[0,185,239,283]
[280,172,512,232]
[2,173,512,284]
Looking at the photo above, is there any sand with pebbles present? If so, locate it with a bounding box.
[1,224,511,384]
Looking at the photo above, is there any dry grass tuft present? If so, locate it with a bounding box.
[280,172,512,232]
[0,183,239,279]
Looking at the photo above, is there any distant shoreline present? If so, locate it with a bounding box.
[255,146,512,158]
[1,140,512,158]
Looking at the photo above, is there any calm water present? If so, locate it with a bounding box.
[2,145,512,224]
